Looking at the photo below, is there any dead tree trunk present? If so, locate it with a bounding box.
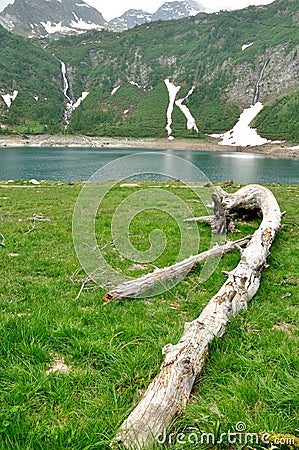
[211,191,227,234]
[103,236,251,304]
[112,184,282,450]
[184,192,237,234]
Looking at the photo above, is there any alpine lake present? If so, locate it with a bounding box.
[0,146,298,184]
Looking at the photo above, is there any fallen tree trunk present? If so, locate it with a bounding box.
[103,236,251,304]
[113,184,282,449]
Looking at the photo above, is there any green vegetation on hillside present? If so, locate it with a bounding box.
[0,181,298,449]
[47,0,299,139]
[119,81,170,138]
[0,26,64,132]
[253,89,299,142]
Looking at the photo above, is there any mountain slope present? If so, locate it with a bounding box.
[253,89,299,142]
[0,24,64,132]
[0,0,298,142]
[49,0,299,140]
[0,0,107,38]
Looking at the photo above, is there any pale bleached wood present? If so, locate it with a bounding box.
[184,191,237,234]
[103,236,251,304]
[113,184,282,450]
[184,215,213,223]
[0,233,5,247]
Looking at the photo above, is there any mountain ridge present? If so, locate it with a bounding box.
[0,0,107,37]
[0,0,207,36]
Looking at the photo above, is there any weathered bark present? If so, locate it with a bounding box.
[211,191,227,234]
[184,191,237,234]
[103,236,251,304]
[113,184,282,450]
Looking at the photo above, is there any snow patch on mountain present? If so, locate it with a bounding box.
[73,91,89,109]
[164,80,199,137]
[111,86,120,96]
[41,18,103,34]
[41,21,65,34]
[1,90,18,108]
[175,86,199,133]
[70,18,103,30]
[210,102,270,146]
[165,79,181,138]
[242,42,254,51]
[129,81,142,88]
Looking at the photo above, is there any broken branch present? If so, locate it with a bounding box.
[103,235,251,305]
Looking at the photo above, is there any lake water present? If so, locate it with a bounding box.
[0,147,298,184]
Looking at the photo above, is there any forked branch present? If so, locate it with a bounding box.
[103,236,252,304]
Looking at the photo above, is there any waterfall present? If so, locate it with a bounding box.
[253,60,268,105]
[61,61,74,128]
[60,61,89,128]
[61,61,72,104]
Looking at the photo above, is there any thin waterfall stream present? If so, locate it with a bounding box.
[253,59,268,105]
[60,61,74,128]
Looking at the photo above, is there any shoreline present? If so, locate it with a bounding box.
[0,134,298,159]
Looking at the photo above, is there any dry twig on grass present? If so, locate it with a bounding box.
[0,233,5,247]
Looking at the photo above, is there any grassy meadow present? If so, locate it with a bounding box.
[0,180,298,449]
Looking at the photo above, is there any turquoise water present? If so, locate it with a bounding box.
[0,147,298,184]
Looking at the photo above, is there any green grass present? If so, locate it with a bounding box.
[0,181,298,449]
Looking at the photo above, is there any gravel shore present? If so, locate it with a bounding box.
[0,134,298,159]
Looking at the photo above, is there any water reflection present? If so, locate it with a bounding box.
[218,153,260,183]
[0,147,298,184]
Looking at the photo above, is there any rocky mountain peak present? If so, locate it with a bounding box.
[0,0,107,37]
[0,0,205,36]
